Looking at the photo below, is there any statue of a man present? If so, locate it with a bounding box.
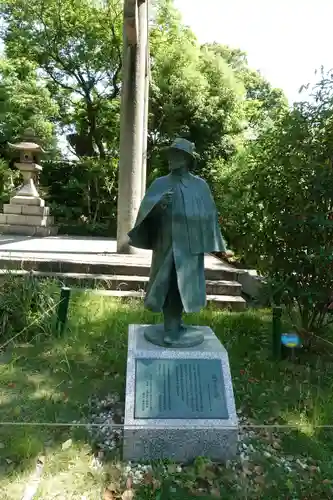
[128,138,229,348]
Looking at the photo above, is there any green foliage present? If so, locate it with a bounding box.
[0,159,19,208]
[40,157,118,236]
[0,0,289,185]
[204,44,289,133]
[0,57,58,157]
[147,4,288,186]
[216,73,333,334]
[0,274,58,344]
[1,0,122,158]
[147,0,245,183]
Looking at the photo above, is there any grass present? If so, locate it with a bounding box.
[0,290,333,499]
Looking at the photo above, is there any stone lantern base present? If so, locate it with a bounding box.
[0,196,58,237]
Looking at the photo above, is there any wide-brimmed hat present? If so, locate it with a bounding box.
[165,137,199,158]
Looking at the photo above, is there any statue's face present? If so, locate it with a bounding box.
[168,149,191,171]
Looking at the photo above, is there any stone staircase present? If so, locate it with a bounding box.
[0,236,247,311]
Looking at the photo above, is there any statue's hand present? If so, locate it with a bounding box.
[160,190,173,209]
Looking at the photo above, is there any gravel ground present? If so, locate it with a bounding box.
[67,392,332,500]
[70,393,306,485]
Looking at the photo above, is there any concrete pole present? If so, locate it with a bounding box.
[117,0,148,253]
[117,0,149,253]
[141,3,149,199]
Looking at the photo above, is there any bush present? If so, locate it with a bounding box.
[40,157,118,237]
[0,156,118,236]
[0,158,20,209]
[215,73,333,336]
[0,274,59,344]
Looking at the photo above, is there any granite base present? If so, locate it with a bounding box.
[123,324,238,462]
[0,197,57,236]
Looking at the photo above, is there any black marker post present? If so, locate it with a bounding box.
[272,306,282,360]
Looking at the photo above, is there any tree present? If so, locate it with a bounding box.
[147,2,288,186]
[147,0,245,182]
[216,71,333,336]
[1,0,123,158]
[203,43,288,133]
[0,56,58,159]
[0,54,58,175]
[0,56,59,207]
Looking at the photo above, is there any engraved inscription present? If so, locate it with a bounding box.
[135,359,228,419]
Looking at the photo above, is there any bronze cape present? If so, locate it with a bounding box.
[128,172,226,313]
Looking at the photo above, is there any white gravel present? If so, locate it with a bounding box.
[70,396,307,483]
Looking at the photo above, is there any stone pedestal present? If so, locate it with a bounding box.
[0,197,57,237]
[123,324,238,462]
[0,161,57,237]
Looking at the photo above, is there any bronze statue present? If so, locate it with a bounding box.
[128,138,229,348]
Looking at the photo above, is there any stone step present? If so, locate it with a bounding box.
[86,289,247,311]
[3,204,50,216]
[0,255,240,281]
[0,225,58,236]
[0,270,242,296]
[0,213,54,226]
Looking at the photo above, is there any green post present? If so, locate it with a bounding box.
[272,306,282,360]
[56,287,71,335]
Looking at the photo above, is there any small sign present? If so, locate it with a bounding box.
[134,358,229,420]
[281,333,301,348]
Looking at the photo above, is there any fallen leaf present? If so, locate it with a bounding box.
[103,488,116,500]
[189,490,204,497]
[254,465,264,475]
[143,471,154,485]
[61,439,72,451]
[106,482,118,492]
[242,465,252,476]
[125,476,133,490]
[152,478,161,491]
[122,489,134,500]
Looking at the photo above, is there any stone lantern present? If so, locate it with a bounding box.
[0,129,57,236]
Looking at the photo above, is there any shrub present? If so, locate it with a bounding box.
[0,155,119,236]
[40,157,118,237]
[0,158,20,209]
[215,73,333,336]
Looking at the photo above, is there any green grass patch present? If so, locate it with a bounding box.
[0,292,333,498]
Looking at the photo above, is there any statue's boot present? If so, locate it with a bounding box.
[163,311,182,345]
[163,324,204,348]
[164,329,181,345]
[162,293,203,347]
